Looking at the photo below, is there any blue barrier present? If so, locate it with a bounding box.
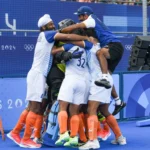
[1,72,150,131]
[0,36,134,77]
[123,72,150,119]
[0,74,119,131]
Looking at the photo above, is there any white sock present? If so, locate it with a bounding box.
[102,74,108,80]
[114,97,121,105]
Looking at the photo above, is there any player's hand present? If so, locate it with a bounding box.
[61,52,72,62]
[88,36,98,45]
[71,48,83,59]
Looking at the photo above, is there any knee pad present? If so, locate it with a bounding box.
[42,100,59,146]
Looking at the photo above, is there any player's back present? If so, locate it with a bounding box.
[64,44,89,78]
[85,15,120,47]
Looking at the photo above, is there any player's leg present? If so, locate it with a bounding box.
[97,109,111,141]
[95,47,111,89]
[79,100,100,150]
[33,97,49,144]
[96,42,126,115]
[55,78,72,145]
[55,100,69,145]
[20,101,42,148]
[20,71,46,148]
[64,104,80,147]
[100,104,126,145]
[107,43,126,115]
[66,78,90,147]
[111,85,126,115]
[78,104,88,144]
[7,103,30,145]
[78,111,88,144]
[0,116,5,140]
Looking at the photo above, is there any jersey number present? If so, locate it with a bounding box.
[77,58,85,68]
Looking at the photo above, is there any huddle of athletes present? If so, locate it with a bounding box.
[7,6,127,149]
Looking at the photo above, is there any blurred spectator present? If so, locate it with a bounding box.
[129,0,135,6]
[78,0,98,2]
[78,0,91,2]
[60,0,144,5]
[135,0,142,6]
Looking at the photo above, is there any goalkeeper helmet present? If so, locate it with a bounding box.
[58,19,75,30]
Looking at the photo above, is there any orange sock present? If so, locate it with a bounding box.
[88,115,98,140]
[70,115,79,137]
[106,115,121,138]
[101,119,110,132]
[0,117,4,134]
[97,121,102,132]
[78,114,87,142]
[34,115,43,138]
[67,117,71,131]
[22,111,37,140]
[84,114,89,138]
[58,111,68,134]
[79,112,84,121]
[12,109,29,134]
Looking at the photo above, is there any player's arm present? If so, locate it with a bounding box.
[53,44,83,62]
[52,43,75,55]
[54,32,89,41]
[44,28,89,43]
[60,23,86,33]
[70,40,93,51]
[69,41,85,48]
[51,46,64,55]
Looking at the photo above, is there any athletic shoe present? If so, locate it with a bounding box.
[102,131,111,141]
[7,131,21,145]
[112,101,126,116]
[33,137,43,144]
[95,79,111,89]
[111,135,127,145]
[55,131,69,146]
[79,139,100,150]
[64,136,78,147]
[20,139,41,148]
[78,139,86,147]
[30,129,36,139]
[97,130,111,141]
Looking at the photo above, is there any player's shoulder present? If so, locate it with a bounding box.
[44,30,57,36]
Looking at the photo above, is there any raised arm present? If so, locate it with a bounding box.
[54,32,89,41]
[68,41,85,48]
[67,37,97,49]
[60,23,86,33]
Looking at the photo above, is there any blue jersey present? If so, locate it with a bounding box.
[83,14,120,47]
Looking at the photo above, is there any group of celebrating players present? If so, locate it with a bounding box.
[6,5,127,150]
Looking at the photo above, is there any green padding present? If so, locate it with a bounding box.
[57,63,66,73]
